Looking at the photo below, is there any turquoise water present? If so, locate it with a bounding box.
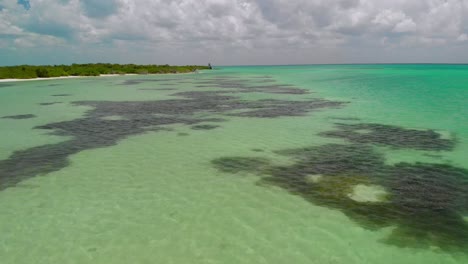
[0,65,467,263]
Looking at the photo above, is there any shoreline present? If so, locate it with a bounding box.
[0,72,200,83]
[0,76,83,83]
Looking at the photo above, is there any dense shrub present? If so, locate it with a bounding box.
[0,63,211,79]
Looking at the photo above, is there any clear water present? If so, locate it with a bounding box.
[0,65,467,263]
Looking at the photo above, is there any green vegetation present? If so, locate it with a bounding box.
[0,63,211,79]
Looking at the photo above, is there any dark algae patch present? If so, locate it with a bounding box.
[122,80,174,85]
[191,124,220,130]
[252,148,264,152]
[121,80,143,85]
[170,91,344,118]
[180,75,312,95]
[139,88,176,91]
[380,163,468,252]
[212,157,271,174]
[228,99,343,118]
[274,144,385,176]
[329,116,361,121]
[51,94,72,97]
[121,78,196,86]
[212,127,468,253]
[2,114,36,119]
[0,83,13,88]
[125,74,315,96]
[247,85,309,94]
[321,123,455,151]
[0,78,343,190]
[383,163,468,212]
[39,102,62,106]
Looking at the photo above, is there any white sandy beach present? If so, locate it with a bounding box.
[0,73,200,83]
[0,74,140,83]
[0,76,82,83]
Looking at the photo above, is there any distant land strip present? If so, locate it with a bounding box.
[0,63,212,79]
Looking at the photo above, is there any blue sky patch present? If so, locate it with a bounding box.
[17,0,31,10]
[81,0,118,18]
[24,20,74,40]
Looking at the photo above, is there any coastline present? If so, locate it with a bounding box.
[0,76,82,83]
[0,73,201,83]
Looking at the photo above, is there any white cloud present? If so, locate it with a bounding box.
[1,0,468,65]
[0,18,23,35]
[393,18,417,33]
[373,10,400,27]
[457,34,468,42]
[13,34,66,48]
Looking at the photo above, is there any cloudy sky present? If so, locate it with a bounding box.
[1,0,468,65]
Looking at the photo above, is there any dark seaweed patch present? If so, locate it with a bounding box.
[121,78,187,85]
[212,157,271,174]
[0,86,343,189]
[275,144,385,176]
[2,114,36,119]
[138,88,176,91]
[51,94,71,97]
[39,102,62,106]
[423,153,443,159]
[252,149,264,152]
[329,116,361,121]
[213,142,468,253]
[246,85,309,94]
[254,79,276,83]
[0,83,14,88]
[0,142,75,187]
[177,132,189,136]
[171,92,344,118]
[262,144,386,197]
[0,115,203,189]
[206,76,238,80]
[171,91,236,101]
[229,99,344,118]
[213,82,246,89]
[190,76,311,95]
[380,163,468,251]
[191,124,220,130]
[251,75,273,79]
[321,123,455,151]
[121,80,142,85]
[383,212,468,252]
[383,163,468,212]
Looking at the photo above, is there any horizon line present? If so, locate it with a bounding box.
[2,62,468,67]
[215,63,468,67]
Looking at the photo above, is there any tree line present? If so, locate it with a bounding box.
[0,63,211,79]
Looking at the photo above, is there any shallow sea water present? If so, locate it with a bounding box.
[0,65,467,263]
